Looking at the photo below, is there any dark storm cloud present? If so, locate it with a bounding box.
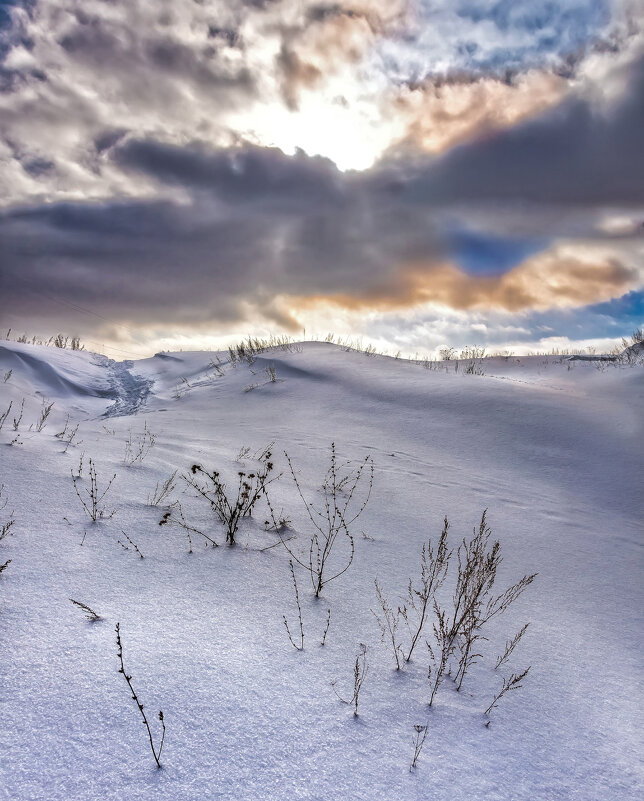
[2,87,642,338]
[404,55,644,206]
[1,15,644,336]
[113,139,344,208]
[0,141,448,333]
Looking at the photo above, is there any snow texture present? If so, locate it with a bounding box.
[0,341,642,800]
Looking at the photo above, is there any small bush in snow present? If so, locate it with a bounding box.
[332,642,369,717]
[72,459,116,522]
[147,470,178,506]
[123,421,156,465]
[184,447,278,545]
[427,510,536,704]
[282,443,373,597]
[55,415,82,451]
[0,401,12,431]
[374,518,450,670]
[12,398,24,431]
[35,398,54,432]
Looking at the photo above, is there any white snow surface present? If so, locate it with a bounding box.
[0,341,642,801]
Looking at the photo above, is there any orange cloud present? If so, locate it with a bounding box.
[287,247,639,314]
[387,70,568,154]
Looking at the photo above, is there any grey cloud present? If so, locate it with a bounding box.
[403,55,644,206]
[0,142,446,334]
[113,139,345,208]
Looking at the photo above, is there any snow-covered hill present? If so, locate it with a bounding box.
[0,341,642,801]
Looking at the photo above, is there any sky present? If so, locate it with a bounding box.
[0,0,643,358]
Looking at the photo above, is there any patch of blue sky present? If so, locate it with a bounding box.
[0,1,35,62]
[522,290,644,342]
[378,0,611,80]
[445,225,548,275]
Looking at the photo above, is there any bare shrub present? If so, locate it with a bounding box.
[184,447,278,545]
[332,643,369,717]
[35,398,54,432]
[401,519,450,662]
[372,519,450,670]
[72,459,116,522]
[428,604,453,706]
[282,443,373,597]
[124,422,156,465]
[147,471,178,506]
[55,415,82,451]
[12,398,24,431]
[426,510,536,704]
[373,578,404,670]
[227,335,299,368]
[0,486,15,543]
[3,369,12,382]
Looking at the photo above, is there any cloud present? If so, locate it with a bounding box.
[1,135,641,348]
[402,50,644,206]
[385,69,567,155]
[0,0,642,355]
[272,2,407,109]
[289,244,640,314]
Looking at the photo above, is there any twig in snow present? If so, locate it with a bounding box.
[484,667,531,723]
[321,608,331,646]
[117,530,144,558]
[410,723,429,770]
[332,643,368,717]
[115,622,166,768]
[283,560,304,650]
[495,623,529,670]
[70,598,101,622]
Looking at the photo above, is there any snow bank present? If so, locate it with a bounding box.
[0,341,641,800]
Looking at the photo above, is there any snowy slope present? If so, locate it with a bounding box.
[0,341,642,801]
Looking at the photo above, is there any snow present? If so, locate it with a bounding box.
[0,340,642,800]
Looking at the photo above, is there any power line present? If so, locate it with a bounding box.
[6,274,150,357]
